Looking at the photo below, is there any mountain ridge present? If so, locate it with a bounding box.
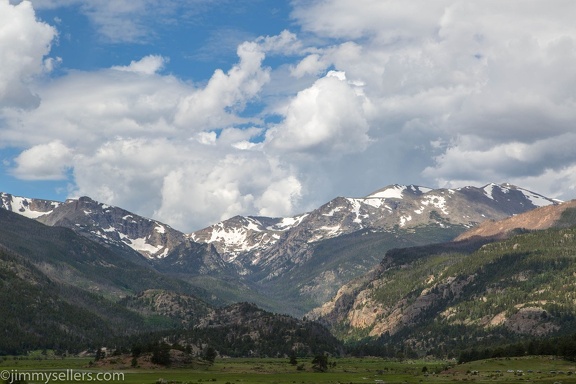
[455,199,576,241]
[1,183,561,316]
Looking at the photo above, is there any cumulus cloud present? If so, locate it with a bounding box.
[12,141,73,180]
[265,71,370,156]
[0,25,302,231]
[154,152,301,230]
[290,54,327,78]
[0,68,187,148]
[289,0,576,200]
[4,0,576,231]
[0,0,56,108]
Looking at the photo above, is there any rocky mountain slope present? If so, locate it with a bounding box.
[191,183,556,259]
[1,183,559,316]
[189,183,559,313]
[309,200,576,355]
[455,199,576,241]
[0,208,341,356]
[1,193,185,259]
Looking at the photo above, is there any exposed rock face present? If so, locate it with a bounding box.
[37,196,187,259]
[122,289,213,325]
[310,259,479,338]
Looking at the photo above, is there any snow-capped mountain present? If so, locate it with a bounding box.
[0,193,185,259]
[0,183,560,316]
[0,192,61,218]
[190,183,558,263]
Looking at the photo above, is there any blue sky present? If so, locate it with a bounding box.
[2,0,576,231]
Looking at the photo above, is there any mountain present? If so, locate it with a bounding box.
[0,207,198,354]
[191,183,557,258]
[189,183,558,314]
[1,193,186,260]
[178,302,343,357]
[1,183,559,316]
[0,206,205,300]
[0,208,341,356]
[308,201,576,356]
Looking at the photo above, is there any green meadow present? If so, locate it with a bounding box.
[2,355,576,384]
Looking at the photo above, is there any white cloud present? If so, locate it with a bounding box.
[292,0,450,42]
[153,150,301,230]
[12,141,73,180]
[112,55,168,75]
[4,0,576,232]
[0,68,187,149]
[257,30,302,55]
[265,71,370,156]
[256,176,302,217]
[289,0,576,199]
[174,41,271,130]
[0,27,303,231]
[290,54,328,78]
[0,0,56,108]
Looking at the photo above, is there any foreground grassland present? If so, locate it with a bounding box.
[2,356,576,384]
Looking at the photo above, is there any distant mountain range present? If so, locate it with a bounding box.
[0,183,559,316]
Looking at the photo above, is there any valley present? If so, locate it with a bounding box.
[2,183,576,366]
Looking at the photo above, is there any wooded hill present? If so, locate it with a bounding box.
[0,208,341,356]
[312,206,576,357]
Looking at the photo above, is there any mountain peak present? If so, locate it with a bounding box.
[478,183,560,207]
[365,184,432,199]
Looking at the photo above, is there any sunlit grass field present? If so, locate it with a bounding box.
[2,355,576,384]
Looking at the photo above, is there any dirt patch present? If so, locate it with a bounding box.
[456,200,576,241]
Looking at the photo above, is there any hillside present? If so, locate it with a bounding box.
[0,208,342,356]
[0,207,213,353]
[456,199,576,241]
[310,219,576,355]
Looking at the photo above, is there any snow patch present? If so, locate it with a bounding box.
[522,191,556,207]
[245,218,263,232]
[399,215,412,227]
[127,236,163,255]
[420,194,449,215]
[308,225,343,242]
[9,196,54,219]
[346,198,364,223]
[482,183,498,200]
[367,185,406,199]
[362,198,384,209]
[269,214,308,230]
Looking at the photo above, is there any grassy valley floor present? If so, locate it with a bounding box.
[2,355,576,384]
